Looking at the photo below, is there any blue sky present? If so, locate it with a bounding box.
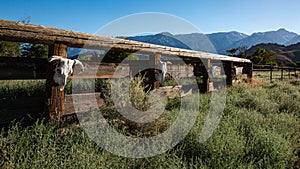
[0,0,299,35]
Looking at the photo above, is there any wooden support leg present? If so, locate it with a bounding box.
[202,59,211,93]
[45,43,68,122]
[224,61,233,86]
[281,67,284,81]
[246,62,253,83]
[270,66,273,82]
[149,53,161,89]
[193,62,202,93]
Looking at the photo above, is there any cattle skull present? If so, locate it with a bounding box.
[156,61,172,84]
[48,55,84,91]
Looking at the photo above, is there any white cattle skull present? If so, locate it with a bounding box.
[156,60,172,84]
[48,55,84,91]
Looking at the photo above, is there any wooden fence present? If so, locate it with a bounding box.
[253,64,300,81]
[0,19,253,122]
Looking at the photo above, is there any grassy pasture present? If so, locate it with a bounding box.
[0,75,299,168]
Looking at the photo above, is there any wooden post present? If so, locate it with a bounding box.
[246,62,253,82]
[288,68,291,79]
[224,61,233,86]
[270,65,273,82]
[149,53,161,89]
[45,43,68,122]
[202,59,211,93]
[281,67,284,81]
[193,62,202,93]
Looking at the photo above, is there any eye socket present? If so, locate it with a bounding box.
[56,68,62,74]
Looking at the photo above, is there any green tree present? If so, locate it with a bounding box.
[0,41,21,57]
[103,51,139,62]
[226,46,247,58]
[251,47,277,65]
[226,48,238,57]
[236,46,247,58]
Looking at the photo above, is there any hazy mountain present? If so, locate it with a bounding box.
[127,33,191,50]
[286,35,300,45]
[231,29,298,49]
[173,33,217,53]
[206,31,249,54]
[129,32,246,54]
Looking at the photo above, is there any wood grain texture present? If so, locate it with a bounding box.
[0,19,251,63]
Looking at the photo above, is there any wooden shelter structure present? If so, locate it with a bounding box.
[0,20,252,121]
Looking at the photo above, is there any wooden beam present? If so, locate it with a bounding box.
[73,62,130,79]
[0,19,251,63]
[45,43,68,122]
[63,93,103,116]
[0,57,198,80]
[0,57,47,80]
[0,96,44,124]
[0,93,103,124]
[0,57,130,79]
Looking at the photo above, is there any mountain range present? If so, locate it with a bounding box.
[127,28,300,55]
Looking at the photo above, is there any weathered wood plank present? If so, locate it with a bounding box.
[0,93,104,123]
[0,57,47,80]
[0,57,130,79]
[0,96,44,124]
[75,62,130,79]
[0,57,199,80]
[0,19,251,63]
[63,93,103,116]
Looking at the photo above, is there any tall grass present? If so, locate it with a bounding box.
[0,78,299,168]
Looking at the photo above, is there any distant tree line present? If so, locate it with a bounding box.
[0,39,48,59]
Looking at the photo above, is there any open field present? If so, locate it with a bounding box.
[0,76,299,168]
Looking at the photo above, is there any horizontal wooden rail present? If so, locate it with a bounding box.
[0,57,47,80]
[253,64,300,71]
[0,57,130,79]
[0,19,251,63]
[0,93,103,123]
[0,57,204,80]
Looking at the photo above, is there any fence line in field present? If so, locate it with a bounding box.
[253,64,300,81]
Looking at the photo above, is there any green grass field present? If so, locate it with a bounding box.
[0,75,299,168]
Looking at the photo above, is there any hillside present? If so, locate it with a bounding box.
[246,43,300,64]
